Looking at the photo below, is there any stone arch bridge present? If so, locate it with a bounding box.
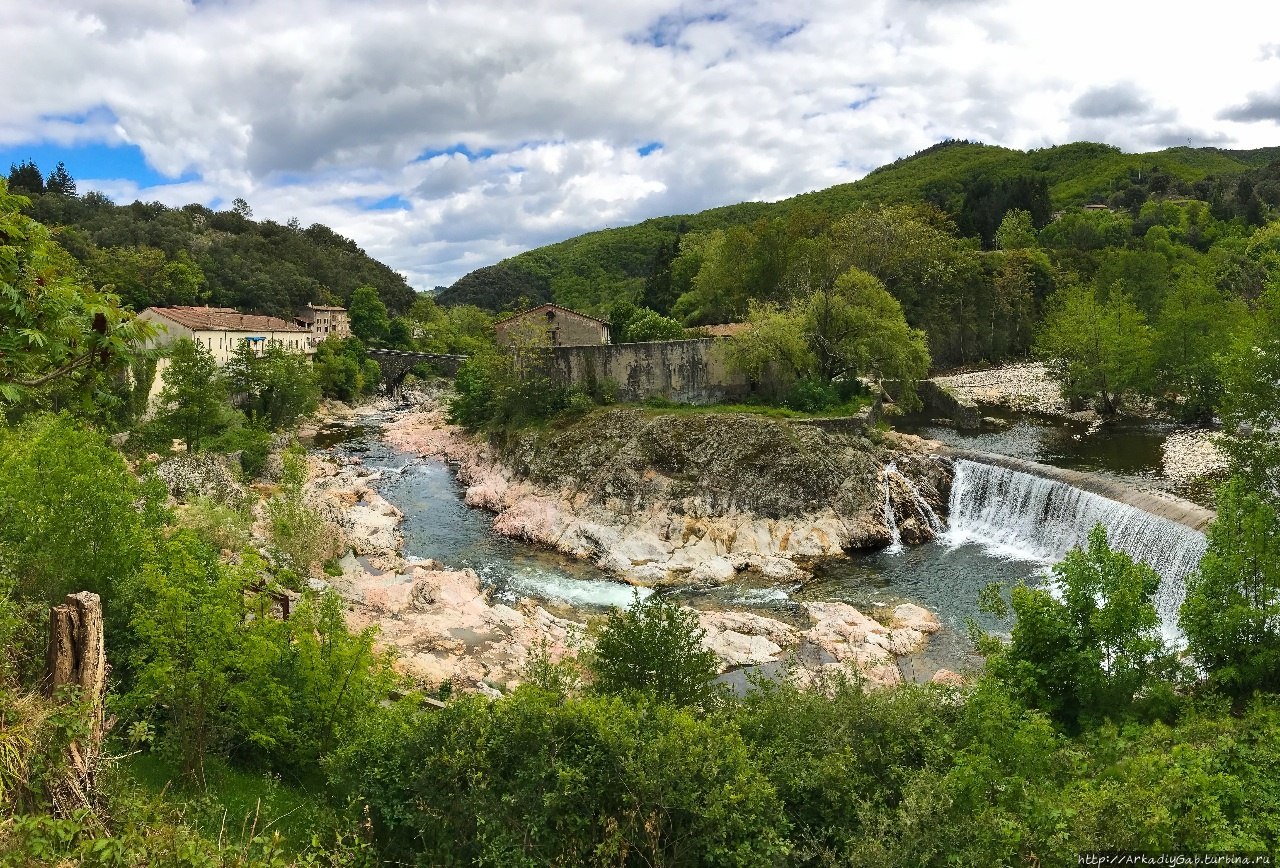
[366,349,468,393]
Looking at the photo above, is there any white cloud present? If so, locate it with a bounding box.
[3,0,1280,289]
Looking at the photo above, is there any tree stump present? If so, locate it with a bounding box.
[45,591,106,804]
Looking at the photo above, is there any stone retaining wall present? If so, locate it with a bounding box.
[551,338,766,404]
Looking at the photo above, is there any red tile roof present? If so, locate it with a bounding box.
[146,306,310,333]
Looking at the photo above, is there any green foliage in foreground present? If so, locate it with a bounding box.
[976,524,1175,730]
[1182,477,1280,699]
[0,413,167,605]
[328,688,791,866]
[329,676,1280,868]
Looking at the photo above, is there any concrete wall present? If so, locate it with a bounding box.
[551,338,759,404]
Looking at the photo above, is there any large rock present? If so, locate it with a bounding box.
[341,560,583,690]
[156,452,248,507]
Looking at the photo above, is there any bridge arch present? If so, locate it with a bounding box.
[366,349,468,394]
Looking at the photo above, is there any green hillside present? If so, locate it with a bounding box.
[439,140,1276,315]
[5,160,418,318]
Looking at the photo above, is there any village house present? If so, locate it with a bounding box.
[494,303,611,347]
[138,305,315,403]
[295,303,352,344]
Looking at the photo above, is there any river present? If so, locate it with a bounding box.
[311,414,1067,679]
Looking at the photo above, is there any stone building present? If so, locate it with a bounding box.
[295,303,352,344]
[494,303,611,347]
[137,305,314,403]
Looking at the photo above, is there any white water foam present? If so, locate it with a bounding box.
[882,464,904,554]
[492,566,653,609]
[944,459,1206,638]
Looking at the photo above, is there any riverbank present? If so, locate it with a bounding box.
[302,397,955,692]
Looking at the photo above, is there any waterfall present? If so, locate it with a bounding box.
[945,459,1207,638]
[882,464,904,554]
[882,462,945,552]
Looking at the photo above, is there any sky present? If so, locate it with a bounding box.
[4,1,1280,291]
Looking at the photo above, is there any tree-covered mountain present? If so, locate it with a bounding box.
[438,140,1280,318]
[5,160,416,318]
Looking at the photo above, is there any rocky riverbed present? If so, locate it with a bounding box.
[301,398,956,693]
[931,362,1078,419]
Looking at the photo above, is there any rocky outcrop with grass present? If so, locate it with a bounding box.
[386,403,952,585]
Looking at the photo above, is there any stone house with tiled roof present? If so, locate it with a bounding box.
[295,303,351,345]
[493,303,611,347]
[139,306,314,364]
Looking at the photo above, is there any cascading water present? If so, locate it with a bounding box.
[945,459,1207,638]
[882,464,904,554]
[882,462,945,553]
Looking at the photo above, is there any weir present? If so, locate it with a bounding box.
[943,458,1208,637]
[943,448,1215,532]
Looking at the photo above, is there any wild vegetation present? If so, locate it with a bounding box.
[5,142,1280,866]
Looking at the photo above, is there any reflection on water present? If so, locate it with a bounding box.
[899,410,1172,478]
[897,410,1222,506]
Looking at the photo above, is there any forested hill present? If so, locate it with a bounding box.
[437,140,1280,317]
[5,161,416,318]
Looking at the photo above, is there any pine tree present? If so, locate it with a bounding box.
[7,160,44,195]
[45,161,76,196]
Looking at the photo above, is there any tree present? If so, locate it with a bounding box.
[0,413,166,605]
[995,208,1037,250]
[231,197,253,218]
[6,161,43,195]
[729,266,930,407]
[1180,478,1280,698]
[45,162,75,197]
[1217,287,1280,492]
[588,592,721,708]
[1151,278,1246,421]
[977,525,1173,729]
[1035,282,1152,413]
[0,181,156,403]
[154,338,231,449]
[87,245,206,311]
[802,267,930,393]
[386,316,414,349]
[253,342,319,429]
[613,305,685,342]
[314,335,376,402]
[348,285,390,343]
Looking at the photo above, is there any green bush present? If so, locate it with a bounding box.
[0,412,168,605]
[177,497,254,553]
[266,452,341,577]
[210,421,273,478]
[975,524,1176,729]
[328,688,789,866]
[588,592,722,709]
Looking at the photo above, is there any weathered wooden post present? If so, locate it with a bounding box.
[46,591,106,803]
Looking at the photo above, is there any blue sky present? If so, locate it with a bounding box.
[3,0,1280,289]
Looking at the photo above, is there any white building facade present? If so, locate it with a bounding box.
[138,306,316,403]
